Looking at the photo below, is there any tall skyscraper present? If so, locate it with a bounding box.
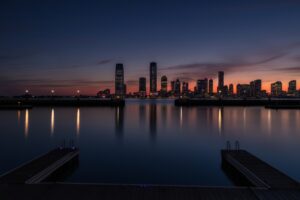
[209,79,213,95]
[150,62,157,94]
[197,78,208,96]
[271,81,282,96]
[229,84,234,96]
[171,81,175,93]
[161,76,168,95]
[218,71,224,94]
[139,77,146,96]
[174,79,181,96]
[182,82,189,95]
[115,63,124,97]
[288,80,297,94]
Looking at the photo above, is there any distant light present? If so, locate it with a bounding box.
[25,90,29,93]
[77,90,80,94]
[51,89,55,94]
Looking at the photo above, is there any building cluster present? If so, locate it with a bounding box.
[98,62,300,99]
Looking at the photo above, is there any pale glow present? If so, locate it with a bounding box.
[267,109,272,134]
[17,110,21,124]
[243,107,247,131]
[116,107,120,122]
[76,108,80,136]
[25,109,29,138]
[51,108,55,135]
[218,108,222,134]
[51,89,55,94]
[25,90,29,93]
[180,106,183,128]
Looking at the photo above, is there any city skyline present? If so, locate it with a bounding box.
[1,0,300,95]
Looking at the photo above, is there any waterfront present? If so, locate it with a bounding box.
[0,99,300,186]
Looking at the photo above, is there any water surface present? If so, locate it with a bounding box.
[0,99,300,186]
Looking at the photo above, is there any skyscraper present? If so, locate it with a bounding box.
[150,62,157,94]
[182,82,189,95]
[288,80,297,95]
[209,79,213,95]
[218,71,224,94]
[139,77,146,97]
[271,81,282,97]
[197,78,208,96]
[171,81,175,93]
[160,76,168,96]
[174,79,181,96]
[115,63,124,97]
[229,84,234,96]
[250,79,262,97]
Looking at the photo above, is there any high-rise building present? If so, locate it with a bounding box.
[197,78,208,96]
[174,79,181,96]
[229,84,234,96]
[150,62,157,94]
[161,76,168,93]
[139,77,146,96]
[171,81,175,93]
[271,81,282,96]
[218,71,224,94]
[115,63,124,97]
[237,84,251,97]
[123,84,127,96]
[250,79,262,97]
[209,79,213,95]
[182,82,189,95]
[288,80,297,94]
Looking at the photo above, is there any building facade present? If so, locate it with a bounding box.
[115,63,124,97]
[150,62,157,94]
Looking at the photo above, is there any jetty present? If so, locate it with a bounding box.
[0,148,79,184]
[1,147,300,199]
[221,149,299,189]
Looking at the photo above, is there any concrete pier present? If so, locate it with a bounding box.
[0,148,79,184]
[221,150,299,189]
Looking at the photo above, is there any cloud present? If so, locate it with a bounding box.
[159,53,288,78]
[97,59,113,65]
[272,66,300,73]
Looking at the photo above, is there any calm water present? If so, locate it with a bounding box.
[1,99,300,186]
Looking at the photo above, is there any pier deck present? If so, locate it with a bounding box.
[0,148,79,184]
[222,150,299,189]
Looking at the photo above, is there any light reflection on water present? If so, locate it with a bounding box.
[0,99,300,186]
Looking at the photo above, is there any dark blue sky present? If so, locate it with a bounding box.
[1,0,300,94]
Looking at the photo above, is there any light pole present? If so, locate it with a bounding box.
[51,89,55,99]
[76,90,80,100]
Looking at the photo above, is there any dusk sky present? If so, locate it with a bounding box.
[1,0,300,95]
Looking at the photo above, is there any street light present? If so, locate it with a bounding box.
[25,89,29,94]
[51,89,55,94]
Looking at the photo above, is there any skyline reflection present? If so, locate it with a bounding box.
[115,106,124,138]
[51,108,55,135]
[24,109,29,138]
[76,108,80,136]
